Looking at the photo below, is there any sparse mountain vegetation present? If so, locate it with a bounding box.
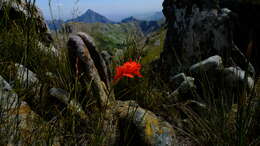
[0,0,260,146]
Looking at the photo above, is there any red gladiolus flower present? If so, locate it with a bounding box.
[114,60,143,81]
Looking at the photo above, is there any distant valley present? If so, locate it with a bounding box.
[48,9,165,54]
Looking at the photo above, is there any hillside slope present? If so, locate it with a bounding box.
[63,22,144,52]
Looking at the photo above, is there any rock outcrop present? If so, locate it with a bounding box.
[158,0,259,80]
[116,100,176,146]
[0,75,42,145]
[0,0,53,46]
[67,32,111,107]
[0,0,59,58]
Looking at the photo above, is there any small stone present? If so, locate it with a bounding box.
[169,73,187,90]
[0,75,18,109]
[167,76,196,102]
[37,42,59,56]
[178,76,196,95]
[222,67,254,90]
[49,88,88,120]
[15,63,39,87]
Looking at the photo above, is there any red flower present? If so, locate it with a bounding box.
[114,60,143,81]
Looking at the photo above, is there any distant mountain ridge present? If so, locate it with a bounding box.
[67,9,114,24]
[134,11,165,21]
[121,16,139,23]
[46,10,164,35]
[120,16,162,35]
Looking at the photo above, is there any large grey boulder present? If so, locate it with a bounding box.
[67,32,117,145]
[77,32,111,88]
[67,32,111,107]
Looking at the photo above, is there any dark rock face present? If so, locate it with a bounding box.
[159,0,259,80]
[221,1,260,78]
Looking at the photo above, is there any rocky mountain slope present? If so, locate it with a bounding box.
[121,16,162,35]
[134,11,165,21]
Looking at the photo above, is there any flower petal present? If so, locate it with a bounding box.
[123,73,134,78]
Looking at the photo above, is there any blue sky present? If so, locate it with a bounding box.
[36,0,164,21]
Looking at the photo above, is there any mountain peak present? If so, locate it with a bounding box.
[86,9,95,13]
[121,16,139,23]
[67,9,113,24]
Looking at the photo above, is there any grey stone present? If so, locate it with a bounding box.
[170,73,189,90]
[77,32,111,88]
[15,63,39,87]
[167,76,196,102]
[222,67,254,90]
[0,75,42,144]
[45,72,56,79]
[0,75,18,110]
[49,88,88,120]
[37,42,59,57]
[67,33,116,145]
[178,77,196,95]
[67,34,111,107]
[189,55,223,74]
